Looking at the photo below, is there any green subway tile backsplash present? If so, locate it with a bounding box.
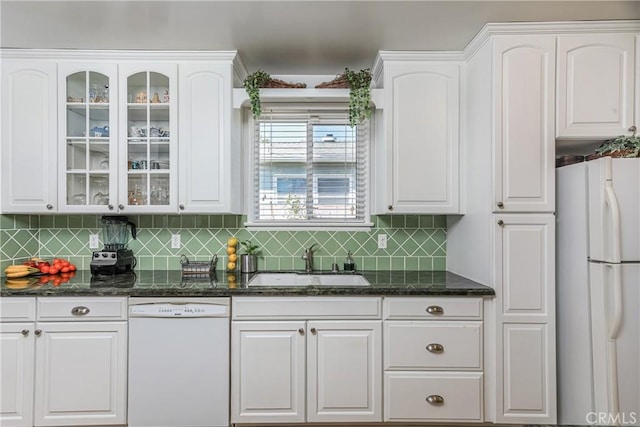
[0,214,447,272]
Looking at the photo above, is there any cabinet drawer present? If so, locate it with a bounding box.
[384,321,482,370]
[384,372,483,422]
[37,297,127,321]
[232,297,382,320]
[0,297,36,321]
[383,297,482,320]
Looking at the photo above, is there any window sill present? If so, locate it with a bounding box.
[244,221,375,232]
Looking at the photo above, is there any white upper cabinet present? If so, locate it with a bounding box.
[1,60,58,214]
[119,63,178,214]
[58,63,118,213]
[374,58,460,214]
[557,34,636,139]
[178,62,241,213]
[493,36,556,213]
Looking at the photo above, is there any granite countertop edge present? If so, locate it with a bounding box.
[1,270,495,297]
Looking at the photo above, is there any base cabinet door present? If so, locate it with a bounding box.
[494,215,556,424]
[0,323,35,427]
[33,322,127,426]
[307,321,382,423]
[231,321,306,424]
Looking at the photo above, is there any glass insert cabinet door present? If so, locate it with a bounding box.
[59,65,118,212]
[120,65,177,212]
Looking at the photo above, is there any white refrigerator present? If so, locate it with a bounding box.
[557,157,640,426]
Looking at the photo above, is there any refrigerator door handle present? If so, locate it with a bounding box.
[608,264,623,340]
[605,263,623,419]
[604,184,622,263]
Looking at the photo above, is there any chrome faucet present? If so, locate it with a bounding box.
[301,244,318,273]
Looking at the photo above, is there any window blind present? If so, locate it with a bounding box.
[252,109,368,225]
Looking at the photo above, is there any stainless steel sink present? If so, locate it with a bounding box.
[247,272,370,287]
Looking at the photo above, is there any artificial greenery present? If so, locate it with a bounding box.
[243,70,271,119]
[595,128,640,158]
[343,68,372,127]
[240,240,260,255]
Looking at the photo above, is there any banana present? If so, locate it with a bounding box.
[6,271,33,278]
[4,265,40,276]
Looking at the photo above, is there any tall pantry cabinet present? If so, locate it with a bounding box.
[447,34,557,424]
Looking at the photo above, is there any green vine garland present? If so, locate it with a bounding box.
[343,68,372,127]
[595,127,640,158]
[243,70,271,119]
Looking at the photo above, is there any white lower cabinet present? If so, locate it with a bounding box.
[231,297,382,424]
[0,297,37,427]
[0,297,127,427]
[383,297,484,423]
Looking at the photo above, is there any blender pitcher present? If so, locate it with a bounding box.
[101,216,137,250]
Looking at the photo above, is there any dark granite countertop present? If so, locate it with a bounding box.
[1,270,494,297]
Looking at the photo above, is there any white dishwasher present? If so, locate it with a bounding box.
[128,297,230,427]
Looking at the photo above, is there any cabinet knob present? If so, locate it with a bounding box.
[298,328,305,335]
[629,125,637,134]
[21,329,29,336]
[310,327,317,335]
[34,329,42,337]
[497,220,505,226]
[179,204,185,210]
[387,205,393,211]
[497,201,504,209]
[118,204,125,210]
[426,395,444,405]
[426,343,444,353]
[426,305,443,315]
[46,204,53,210]
[71,306,90,316]
[108,204,114,210]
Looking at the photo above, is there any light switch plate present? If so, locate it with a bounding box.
[89,234,100,249]
[171,234,181,249]
[377,234,387,249]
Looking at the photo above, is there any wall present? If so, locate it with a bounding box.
[0,214,447,272]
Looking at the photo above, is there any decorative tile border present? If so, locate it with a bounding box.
[0,214,447,272]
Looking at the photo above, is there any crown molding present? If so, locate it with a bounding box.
[463,20,640,60]
[0,48,241,62]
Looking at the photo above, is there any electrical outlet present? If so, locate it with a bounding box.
[171,234,181,249]
[89,233,100,249]
[377,234,387,249]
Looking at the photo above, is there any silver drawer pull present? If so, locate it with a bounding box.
[426,305,443,315]
[426,343,444,353]
[71,306,90,316]
[426,394,444,405]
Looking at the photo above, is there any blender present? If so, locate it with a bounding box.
[90,216,137,275]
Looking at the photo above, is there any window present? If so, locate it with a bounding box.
[249,109,369,227]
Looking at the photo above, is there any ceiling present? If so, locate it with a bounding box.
[1,0,639,74]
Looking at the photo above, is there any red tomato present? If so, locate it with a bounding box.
[40,265,50,274]
[48,267,59,275]
[69,264,77,271]
[61,266,70,273]
[60,261,70,268]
